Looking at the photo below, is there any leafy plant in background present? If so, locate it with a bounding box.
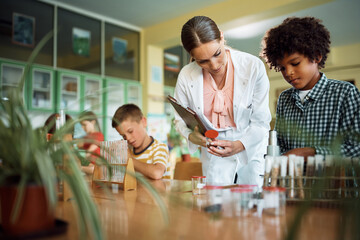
[168,118,191,157]
[0,30,108,239]
[0,30,169,239]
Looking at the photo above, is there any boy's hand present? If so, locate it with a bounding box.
[188,126,207,147]
[284,147,315,158]
[207,140,245,157]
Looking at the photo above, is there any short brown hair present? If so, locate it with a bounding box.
[112,104,143,128]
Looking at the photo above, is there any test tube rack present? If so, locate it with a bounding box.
[263,155,360,205]
[93,140,137,191]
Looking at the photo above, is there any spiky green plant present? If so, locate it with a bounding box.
[0,30,169,239]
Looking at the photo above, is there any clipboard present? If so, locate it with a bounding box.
[167,95,207,135]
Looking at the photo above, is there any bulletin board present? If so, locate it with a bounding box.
[147,113,169,145]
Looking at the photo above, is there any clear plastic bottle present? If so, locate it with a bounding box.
[231,187,253,216]
[191,176,206,195]
[263,187,286,216]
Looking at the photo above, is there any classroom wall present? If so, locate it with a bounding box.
[140,0,333,115]
[267,43,360,118]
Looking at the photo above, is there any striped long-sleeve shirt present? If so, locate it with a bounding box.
[130,137,171,179]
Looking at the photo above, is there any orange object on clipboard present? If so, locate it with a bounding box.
[167,95,207,135]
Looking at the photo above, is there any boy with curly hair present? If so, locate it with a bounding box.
[260,17,360,158]
[112,104,171,179]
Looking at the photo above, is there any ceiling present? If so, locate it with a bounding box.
[46,0,360,56]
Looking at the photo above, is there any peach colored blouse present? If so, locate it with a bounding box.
[203,50,236,129]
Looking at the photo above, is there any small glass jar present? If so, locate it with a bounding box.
[231,187,253,216]
[192,176,206,195]
[262,187,286,216]
[205,185,223,206]
[237,184,258,208]
[192,195,207,211]
[237,184,258,196]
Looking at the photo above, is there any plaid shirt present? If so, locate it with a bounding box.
[275,73,360,157]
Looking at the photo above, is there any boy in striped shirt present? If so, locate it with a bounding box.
[112,104,170,179]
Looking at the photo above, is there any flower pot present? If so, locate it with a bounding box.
[0,184,55,236]
[181,153,191,162]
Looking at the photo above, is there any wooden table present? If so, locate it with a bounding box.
[53,179,343,240]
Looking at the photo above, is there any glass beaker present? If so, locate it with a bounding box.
[192,176,206,195]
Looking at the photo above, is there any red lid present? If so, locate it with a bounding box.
[205,129,219,139]
[262,187,286,192]
[231,187,253,193]
[237,184,257,189]
[204,185,223,190]
[191,176,206,179]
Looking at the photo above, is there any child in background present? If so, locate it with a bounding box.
[260,17,360,158]
[44,113,73,141]
[112,104,170,180]
[78,111,104,174]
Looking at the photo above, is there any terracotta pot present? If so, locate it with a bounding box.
[181,154,191,162]
[0,184,55,236]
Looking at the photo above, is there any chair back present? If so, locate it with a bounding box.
[173,162,203,180]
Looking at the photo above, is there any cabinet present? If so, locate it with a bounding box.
[126,81,142,108]
[103,78,142,141]
[103,78,125,141]
[29,67,55,111]
[84,76,102,114]
[82,75,103,133]
[1,59,143,140]
[0,61,26,102]
[57,72,81,113]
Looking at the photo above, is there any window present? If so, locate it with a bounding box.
[57,9,101,74]
[105,23,139,80]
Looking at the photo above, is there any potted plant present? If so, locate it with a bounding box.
[168,118,191,162]
[0,32,168,239]
[0,37,110,237]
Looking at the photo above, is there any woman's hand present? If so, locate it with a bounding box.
[188,126,207,148]
[207,140,245,157]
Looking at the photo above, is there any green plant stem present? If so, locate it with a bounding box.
[19,30,54,93]
[136,174,170,225]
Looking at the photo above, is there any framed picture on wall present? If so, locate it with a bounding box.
[12,12,35,48]
[112,37,127,63]
[72,27,91,57]
[164,52,180,72]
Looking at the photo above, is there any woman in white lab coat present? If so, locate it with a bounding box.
[174,16,271,185]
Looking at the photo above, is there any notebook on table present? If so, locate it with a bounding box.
[167,95,207,135]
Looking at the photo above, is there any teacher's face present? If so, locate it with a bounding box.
[191,36,227,77]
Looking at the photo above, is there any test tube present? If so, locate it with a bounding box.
[288,154,296,199]
[270,157,280,187]
[264,156,273,187]
[295,156,305,199]
[279,156,288,188]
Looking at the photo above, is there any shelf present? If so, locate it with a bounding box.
[85,95,100,99]
[34,87,51,93]
[1,83,18,87]
[61,90,77,96]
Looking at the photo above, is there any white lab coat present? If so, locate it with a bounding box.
[174,48,271,186]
